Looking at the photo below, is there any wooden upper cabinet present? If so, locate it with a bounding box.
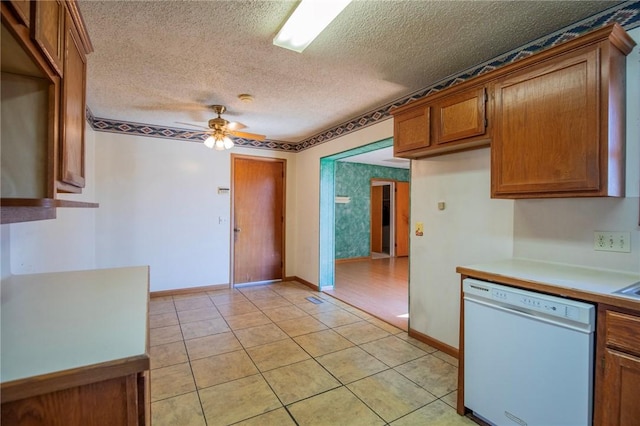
[6,0,30,27]
[492,47,600,197]
[393,104,430,156]
[392,85,490,159]
[432,86,487,145]
[1,0,96,223]
[491,25,635,198]
[392,24,633,198]
[58,10,86,192]
[32,0,65,77]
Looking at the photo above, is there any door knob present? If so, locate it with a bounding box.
[234,228,241,233]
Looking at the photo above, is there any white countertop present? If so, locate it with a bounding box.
[1,266,149,384]
[458,258,640,300]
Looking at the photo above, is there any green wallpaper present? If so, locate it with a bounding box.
[335,162,409,259]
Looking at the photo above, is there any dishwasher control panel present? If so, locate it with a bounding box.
[464,278,594,326]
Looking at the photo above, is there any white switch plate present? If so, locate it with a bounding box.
[594,231,631,252]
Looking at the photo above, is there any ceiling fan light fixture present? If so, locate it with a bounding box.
[205,132,234,150]
[223,136,234,150]
[204,135,215,149]
[273,0,352,53]
[214,138,226,150]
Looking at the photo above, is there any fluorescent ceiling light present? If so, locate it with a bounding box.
[273,0,352,53]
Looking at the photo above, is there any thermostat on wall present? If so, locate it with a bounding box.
[218,187,230,194]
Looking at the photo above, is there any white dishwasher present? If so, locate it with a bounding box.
[463,278,595,426]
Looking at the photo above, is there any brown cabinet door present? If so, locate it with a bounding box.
[6,0,30,27]
[393,105,430,156]
[58,11,86,192]
[492,46,600,197]
[600,349,640,426]
[32,0,64,76]
[433,86,486,145]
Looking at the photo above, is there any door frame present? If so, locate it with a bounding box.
[230,154,286,287]
[370,179,396,257]
[318,138,395,289]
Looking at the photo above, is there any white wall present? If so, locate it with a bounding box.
[3,126,98,275]
[94,132,296,292]
[409,149,514,348]
[513,26,640,274]
[1,223,10,280]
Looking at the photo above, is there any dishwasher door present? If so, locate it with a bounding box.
[463,278,595,426]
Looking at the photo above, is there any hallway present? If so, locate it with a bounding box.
[327,257,408,331]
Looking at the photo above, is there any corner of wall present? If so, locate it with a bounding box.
[1,225,11,280]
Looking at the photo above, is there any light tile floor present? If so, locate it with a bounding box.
[149,281,475,426]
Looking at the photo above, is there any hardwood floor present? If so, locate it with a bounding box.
[326,257,408,331]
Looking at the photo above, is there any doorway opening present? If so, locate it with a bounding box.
[319,138,410,330]
[371,180,394,258]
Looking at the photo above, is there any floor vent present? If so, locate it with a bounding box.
[306,296,324,304]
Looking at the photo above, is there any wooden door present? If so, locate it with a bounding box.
[232,156,285,285]
[370,185,383,253]
[394,181,409,257]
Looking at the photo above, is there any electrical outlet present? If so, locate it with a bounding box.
[594,231,631,253]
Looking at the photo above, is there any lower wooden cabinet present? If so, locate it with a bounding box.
[0,267,150,426]
[1,373,149,426]
[595,306,640,426]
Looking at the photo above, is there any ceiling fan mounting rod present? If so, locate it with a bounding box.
[211,105,226,116]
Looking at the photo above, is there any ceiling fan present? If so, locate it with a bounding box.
[182,105,266,150]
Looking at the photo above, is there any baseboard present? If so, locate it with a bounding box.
[285,275,319,291]
[150,283,230,298]
[335,256,370,264]
[408,327,459,359]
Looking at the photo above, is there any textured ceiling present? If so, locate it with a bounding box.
[79,0,622,143]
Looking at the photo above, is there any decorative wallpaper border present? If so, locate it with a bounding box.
[87,1,640,153]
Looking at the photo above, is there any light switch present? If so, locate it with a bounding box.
[415,222,424,236]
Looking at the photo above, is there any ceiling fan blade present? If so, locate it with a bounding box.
[227,121,247,131]
[228,130,266,141]
[175,121,208,130]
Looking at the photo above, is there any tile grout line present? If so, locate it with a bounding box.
[149,283,461,425]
